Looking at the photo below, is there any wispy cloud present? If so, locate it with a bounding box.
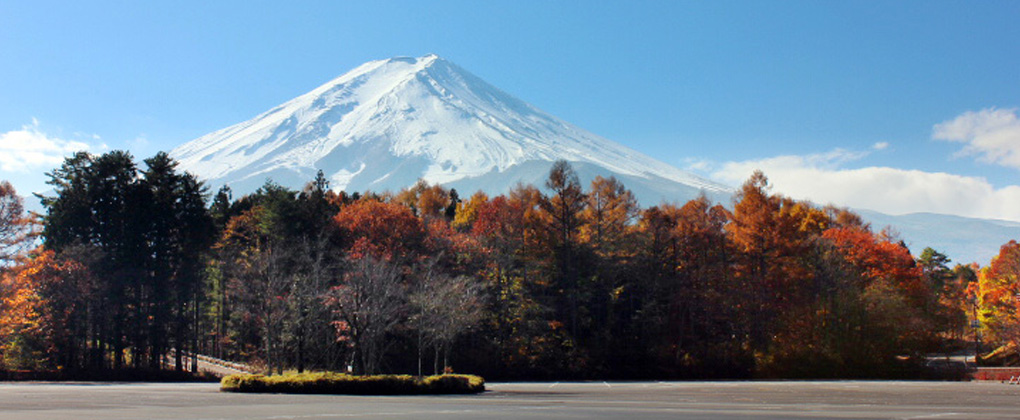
[128,135,151,153]
[933,108,1020,169]
[682,157,713,172]
[712,147,1020,222]
[0,119,106,173]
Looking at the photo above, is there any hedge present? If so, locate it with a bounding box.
[220,372,485,395]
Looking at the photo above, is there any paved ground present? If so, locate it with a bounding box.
[2,381,1020,419]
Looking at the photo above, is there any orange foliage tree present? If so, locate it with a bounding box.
[334,199,425,261]
[727,171,814,352]
[822,227,925,302]
[0,255,45,369]
[820,225,934,363]
[635,196,740,376]
[976,241,1020,351]
[579,176,638,257]
[5,249,97,371]
[472,185,580,376]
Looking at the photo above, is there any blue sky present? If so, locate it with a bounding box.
[1,1,1019,220]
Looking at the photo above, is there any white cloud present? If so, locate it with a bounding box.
[0,120,104,173]
[933,108,1020,169]
[682,157,712,172]
[712,148,1020,222]
[872,141,889,151]
[0,120,107,194]
[128,135,151,153]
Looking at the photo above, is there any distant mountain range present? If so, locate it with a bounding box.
[170,54,1017,265]
[856,210,1017,265]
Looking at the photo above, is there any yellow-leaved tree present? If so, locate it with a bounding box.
[976,240,1020,356]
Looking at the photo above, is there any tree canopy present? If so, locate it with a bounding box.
[0,158,992,378]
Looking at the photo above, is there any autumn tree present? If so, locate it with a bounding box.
[0,251,46,369]
[418,183,450,222]
[0,181,31,265]
[327,256,406,375]
[394,179,450,222]
[17,247,99,372]
[0,181,36,367]
[727,171,812,353]
[821,224,932,365]
[629,196,742,377]
[452,191,488,232]
[667,197,735,371]
[215,178,343,372]
[409,259,486,374]
[822,227,925,304]
[473,185,570,376]
[955,263,981,347]
[575,176,639,369]
[539,160,587,339]
[976,241,1020,354]
[579,176,638,256]
[334,198,424,262]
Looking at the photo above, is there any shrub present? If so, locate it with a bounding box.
[220,372,485,395]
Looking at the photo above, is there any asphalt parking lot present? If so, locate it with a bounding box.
[2,380,1020,419]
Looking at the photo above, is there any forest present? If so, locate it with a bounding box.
[0,150,1016,380]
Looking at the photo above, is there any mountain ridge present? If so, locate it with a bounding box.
[171,54,727,202]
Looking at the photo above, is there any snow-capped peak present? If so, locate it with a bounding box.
[171,54,730,203]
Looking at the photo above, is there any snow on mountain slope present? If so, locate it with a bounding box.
[171,54,729,203]
[169,54,1016,266]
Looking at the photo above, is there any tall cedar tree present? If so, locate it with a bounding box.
[43,151,144,370]
[40,151,213,372]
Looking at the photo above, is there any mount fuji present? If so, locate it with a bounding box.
[170,54,1018,265]
[171,54,730,205]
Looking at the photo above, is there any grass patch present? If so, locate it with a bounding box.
[220,372,485,395]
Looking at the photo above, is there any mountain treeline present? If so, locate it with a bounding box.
[0,151,995,379]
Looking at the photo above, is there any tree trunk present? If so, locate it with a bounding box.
[434,345,440,375]
[417,330,423,377]
[218,276,227,359]
[296,298,305,374]
[192,287,199,374]
[264,321,273,375]
[444,345,450,373]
